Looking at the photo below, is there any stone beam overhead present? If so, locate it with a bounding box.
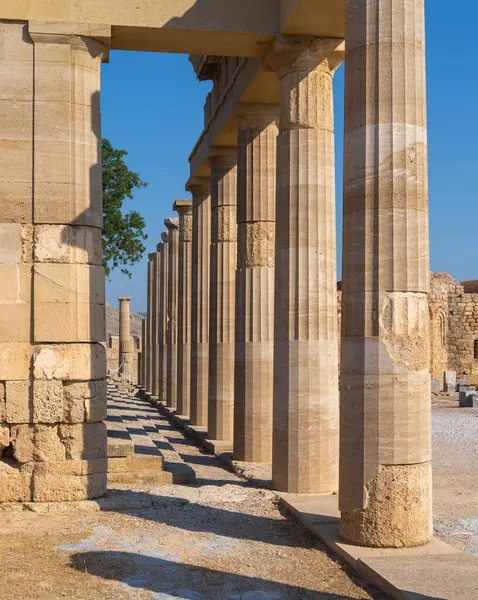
[3,1,344,57]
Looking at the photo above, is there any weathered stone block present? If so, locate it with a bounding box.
[5,380,30,423]
[107,456,133,473]
[0,263,31,303]
[444,371,457,393]
[33,380,64,423]
[0,343,30,380]
[32,468,106,502]
[0,423,10,452]
[0,461,33,502]
[58,422,107,460]
[459,391,478,408]
[0,302,31,342]
[63,380,107,423]
[431,380,441,393]
[34,224,102,265]
[0,223,21,263]
[11,424,65,463]
[0,381,5,422]
[132,455,164,473]
[33,343,106,381]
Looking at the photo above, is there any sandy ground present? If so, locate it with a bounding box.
[0,426,384,600]
[432,397,478,556]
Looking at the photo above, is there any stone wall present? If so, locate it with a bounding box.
[447,285,478,385]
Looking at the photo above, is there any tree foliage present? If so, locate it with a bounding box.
[102,138,148,278]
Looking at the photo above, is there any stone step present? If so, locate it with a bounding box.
[106,384,195,485]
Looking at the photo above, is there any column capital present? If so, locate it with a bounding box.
[156,243,162,252]
[118,296,131,302]
[148,253,156,261]
[186,177,210,196]
[173,199,193,216]
[164,217,179,231]
[265,35,344,78]
[236,103,280,130]
[161,231,169,243]
[28,20,110,61]
[208,147,237,169]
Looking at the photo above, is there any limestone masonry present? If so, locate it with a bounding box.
[0,1,475,554]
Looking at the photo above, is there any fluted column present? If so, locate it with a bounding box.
[175,200,193,417]
[165,217,180,409]
[339,0,431,548]
[158,232,169,402]
[208,147,238,442]
[119,296,135,382]
[151,249,160,397]
[267,36,343,494]
[140,317,146,388]
[145,253,155,394]
[234,105,279,463]
[188,177,211,428]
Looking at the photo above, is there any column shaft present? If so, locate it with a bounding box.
[165,218,179,409]
[175,200,193,417]
[145,254,155,393]
[158,232,169,402]
[140,317,146,388]
[208,148,238,441]
[234,105,278,463]
[339,0,431,547]
[0,22,109,501]
[188,178,211,428]
[151,249,160,397]
[119,296,135,383]
[268,36,343,493]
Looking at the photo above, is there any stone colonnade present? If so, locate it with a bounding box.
[0,0,431,549]
[141,0,431,549]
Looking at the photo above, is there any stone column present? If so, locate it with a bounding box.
[234,105,279,463]
[175,200,193,417]
[339,0,431,548]
[0,22,110,502]
[158,232,169,402]
[187,177,211,429]
[140,317,146,388]
[165,217,180,409]
[267,37,343,493]
[118,297,135,383]
[151,247,160,398]
[208,148,238,442]
[145,253,155,394]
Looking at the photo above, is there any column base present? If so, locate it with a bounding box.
[340,463,432,548]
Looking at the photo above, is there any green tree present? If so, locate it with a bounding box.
[102,138,148,278]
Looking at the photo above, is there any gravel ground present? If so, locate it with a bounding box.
[0,425,385,600]
[432,398,478,556]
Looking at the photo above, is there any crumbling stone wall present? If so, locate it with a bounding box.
[447,284,478,385]
[429,273,455,383]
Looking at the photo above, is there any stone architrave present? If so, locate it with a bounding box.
[158,232,169,402]
[0,22,110,502]
[174,199,193,417]
[165,217,180,409]
[118,297,135,383]
[187,177,211,429]
[339,0,432,548]
[234,104,279,463]
[208,147,238,442]
[267,37,343,493]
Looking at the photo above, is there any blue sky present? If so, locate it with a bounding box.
[102,1,478,313]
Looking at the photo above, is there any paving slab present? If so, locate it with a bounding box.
[358,553,478,600]
[277,493,340,526]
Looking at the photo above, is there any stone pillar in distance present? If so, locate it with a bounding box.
[234,104,279,463]
[267,36,343,493]
[158,232,169,403]
[0,22,110,501]
[174,200,193,417]
[139,317,146,388]
[339,0,432,548]
[165,217,180,409]
[187,177,211,429]
[208,147,238,444]
[118,296,135,383]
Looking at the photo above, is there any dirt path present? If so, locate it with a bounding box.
[0,416,385,600]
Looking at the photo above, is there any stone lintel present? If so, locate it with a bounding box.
[28,19,112,44]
